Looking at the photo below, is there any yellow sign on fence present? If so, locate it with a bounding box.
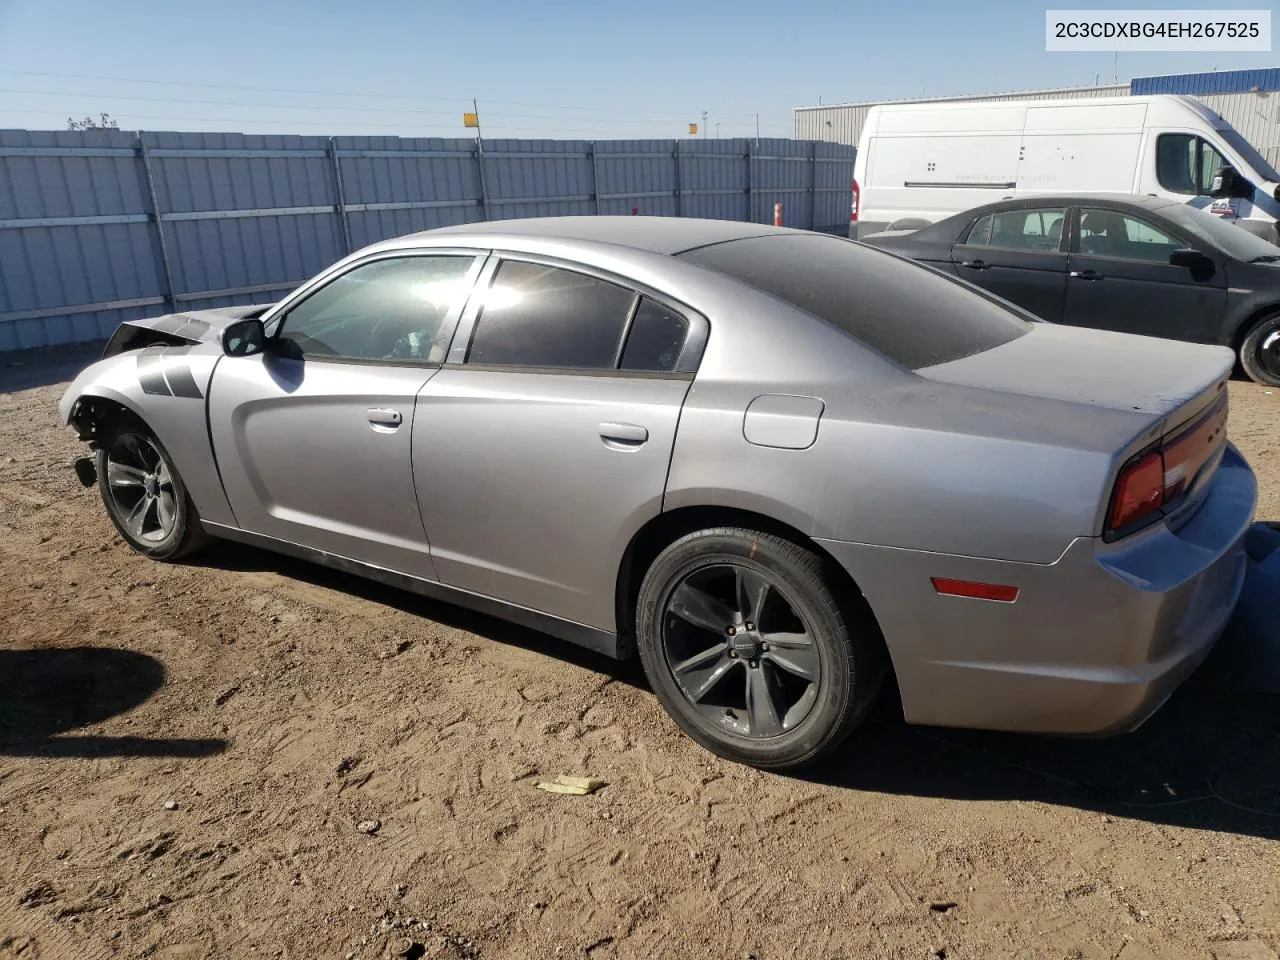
[463,112,479,129]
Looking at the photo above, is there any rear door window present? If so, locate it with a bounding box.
[679,233,1031,369]
[466,261,636,370]
[964,208,1067,252]
[619,297,689,372]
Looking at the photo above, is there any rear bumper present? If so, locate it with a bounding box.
[818,443,1257,735]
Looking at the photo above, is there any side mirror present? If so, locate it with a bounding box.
[1210,165,1252,199]
[221,317,266,356]
[1169,248,1215,279]
[1169,248,1206,269]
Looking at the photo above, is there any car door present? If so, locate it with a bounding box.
[412,254,704,633]
[948,205,1069,321]
[207,251,484,577]
[1061,206,1227,342]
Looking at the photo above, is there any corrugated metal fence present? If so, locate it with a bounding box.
[0,129,854,352]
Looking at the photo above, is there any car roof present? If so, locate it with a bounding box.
[970,193,1179,212]
[397,215,794,255]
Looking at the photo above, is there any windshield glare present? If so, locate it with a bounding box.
[1164,203,1280,261]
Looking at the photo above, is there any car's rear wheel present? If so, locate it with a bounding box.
[1239,310,1280,387]
[97,418,209,560]
[634,527,885,770]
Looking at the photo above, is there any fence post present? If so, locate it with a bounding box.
[328,136,352,255]
[475,138,491,221]
[137,131,177,313]
[809,141,819,230]
[673,139,682,218]
[589,141,601,216]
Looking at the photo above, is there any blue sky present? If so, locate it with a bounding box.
[0,0,1276,139]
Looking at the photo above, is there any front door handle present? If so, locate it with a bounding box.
[599,422,648,448]
[366,407,403,428]
[959,259,990,270]
[1069,269,1101,281]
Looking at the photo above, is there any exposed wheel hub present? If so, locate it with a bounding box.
[727,622,762,661]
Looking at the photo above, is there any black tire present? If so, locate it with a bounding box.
[96,416,210,561]
[634,527,886,770]
[1239,310,1280,387]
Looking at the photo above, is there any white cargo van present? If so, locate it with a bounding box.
[850,94,1280,243]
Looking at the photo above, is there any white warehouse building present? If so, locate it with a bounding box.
[794,69,1280,167]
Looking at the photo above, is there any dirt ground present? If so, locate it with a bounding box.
[1,351,1278,960]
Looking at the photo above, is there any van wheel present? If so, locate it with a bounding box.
[1239,311,1280,387]
[634,527,886,770]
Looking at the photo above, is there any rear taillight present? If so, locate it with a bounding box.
[1105,387,1229,540]
[1108,451,1165,535]
[850,179,860,223]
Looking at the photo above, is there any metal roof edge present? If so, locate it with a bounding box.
[793,83,1129,112]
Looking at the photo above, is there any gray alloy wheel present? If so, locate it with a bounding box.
[97,418,209,560]
[635,527,886,770]
[1239,311,1280,387]
[661,561,821,738]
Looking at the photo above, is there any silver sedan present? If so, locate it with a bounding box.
[59,217,1257,770]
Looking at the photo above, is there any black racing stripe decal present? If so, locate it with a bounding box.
[139,368,173,396]
[164,364,204,399]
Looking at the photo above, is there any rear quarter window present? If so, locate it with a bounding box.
[678,233,1031,369]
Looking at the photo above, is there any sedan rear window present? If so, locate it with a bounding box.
[678,233,1031,369]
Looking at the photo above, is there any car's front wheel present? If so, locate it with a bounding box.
[97,417,209,560]
[1239,310,1280,387]
[634,527,886,770]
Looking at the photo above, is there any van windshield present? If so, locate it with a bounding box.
[1217,127,1280,183]
[678,233,1031,369]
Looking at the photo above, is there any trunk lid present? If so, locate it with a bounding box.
[918,322,1231,428]
[918,322,1234,536]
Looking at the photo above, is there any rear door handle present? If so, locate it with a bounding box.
[960,259,990,270]
[1069,269,1100,281]
[366,407,403,428]
[599,422,648,448]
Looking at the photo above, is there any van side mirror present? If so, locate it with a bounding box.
[1210,165,1251,199]
[221,317,266,356]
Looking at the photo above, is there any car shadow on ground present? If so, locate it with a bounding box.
[193,540,1279,841]
[807,653,1280,841]
[192,540,650,688]
[0,647,228,759]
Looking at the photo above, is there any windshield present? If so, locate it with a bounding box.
[678,233,1032,369]
[1163,202,1280,261]
[1217,127,1280,183]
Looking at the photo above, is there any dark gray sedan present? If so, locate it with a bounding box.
[861,194,1280,385]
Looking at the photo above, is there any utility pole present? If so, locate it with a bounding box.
[755,113,760,144]
[701,109,708,137]
[714,121,721,138]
